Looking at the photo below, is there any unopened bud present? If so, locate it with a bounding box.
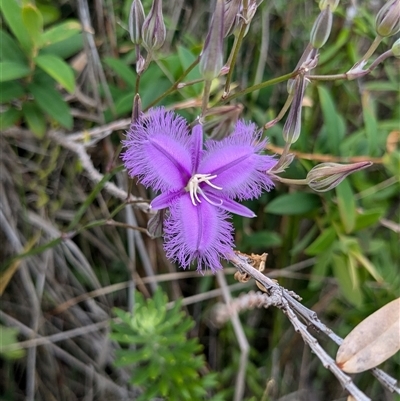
[307,161,372,192]
[129,0,145,44]
[319,0,340,12]
[282,76,306,144]
[199,0,224,80]
[375,0,400,37]
[310,6,333,49]
[131,93,142,124]
[203,104,243,140]
[142,0,166,52]
[223,0,240,37]
[392,37,400,58]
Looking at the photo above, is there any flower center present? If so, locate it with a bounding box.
[185,173,222,206]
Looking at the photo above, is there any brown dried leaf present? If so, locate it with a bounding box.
[336,298,400,373]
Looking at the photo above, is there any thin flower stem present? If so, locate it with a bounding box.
[309,49,393,82]
[264,92,294,129]
[220,71,297,104]
[223,23,248,98]
[366,49,394,71]
[273,176,308,186]
[144,55,201,110]
[272,141,291,172]
[360,36,383,63]
[201,79,212,117]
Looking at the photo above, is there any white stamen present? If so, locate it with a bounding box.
[185,173,223,206]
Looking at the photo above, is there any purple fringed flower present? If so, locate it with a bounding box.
[122,107,276,272]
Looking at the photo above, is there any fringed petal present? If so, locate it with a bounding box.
[199,120,277,200]
[122,108,192,192]
[206,193,256,217]
[190,124,203,173]
[163,194,234,272]
[151,190,183,210]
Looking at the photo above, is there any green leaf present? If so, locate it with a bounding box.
[41,33,83,59]
[103,57,136,88]
[34,54,75,93]
[309,249,333,290]
[354,208,384,231]
[0,61,31,81]
[37,3,61,25]
[305,227,337,256]
[29,82,72,129]
[0,0,33,53]
[242,231,282,250]
[0,326,25,360]
[265,192,320,215]
[40,20,82,47]
[22,101,46,138]
[361,92,378,155]
[0,108,21,130]
[22,4,43,48]
[332,253,363,308]
[336,180,355,233]
[0,29,26,62]
[0,81,25,102]
[317,85,345,155]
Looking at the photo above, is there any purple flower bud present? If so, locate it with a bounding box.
[282,75,306,144]
[199,0,225,80]
[375,0,400,37]
[131,93,142,124]
[307,161,372,192]
[129,0,145,44]
[223,0,241,38]
[310,6,333,49]
[392,37,400,58]
[142,0,166,52]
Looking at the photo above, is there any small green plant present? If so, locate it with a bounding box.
[0,0,83,136]
[110,289,223,401]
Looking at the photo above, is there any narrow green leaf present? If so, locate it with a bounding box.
[305,227,337,256]
[67,172,113,231]
[0,81,25,102]
[103,57,136,88]
[265,192,320,215]
[309,249,332,290]
[22,4,43,48]
[34,54,75,93]
[22,101,46,138]
[332,253,363,308]
[41,33,83,60]
[28,82,72,129]
[354,208,384,231]
[317,85,345,155]
[361,92,378,155]
[336,180,355,233]
[40,20,82,47]
[0,61,31,81]
[0,108,21,130]
[0,0,33,53]
[37,3,60,25]
[0,29,26,62]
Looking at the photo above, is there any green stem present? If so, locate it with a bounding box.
[220,71,298,104]
[223,22,248,98]
[274,176,308,186]
[201,79,212,117]
[145,56,201,110]
[360,36,383,63]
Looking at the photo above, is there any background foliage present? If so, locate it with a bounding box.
[0,0,399,400]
